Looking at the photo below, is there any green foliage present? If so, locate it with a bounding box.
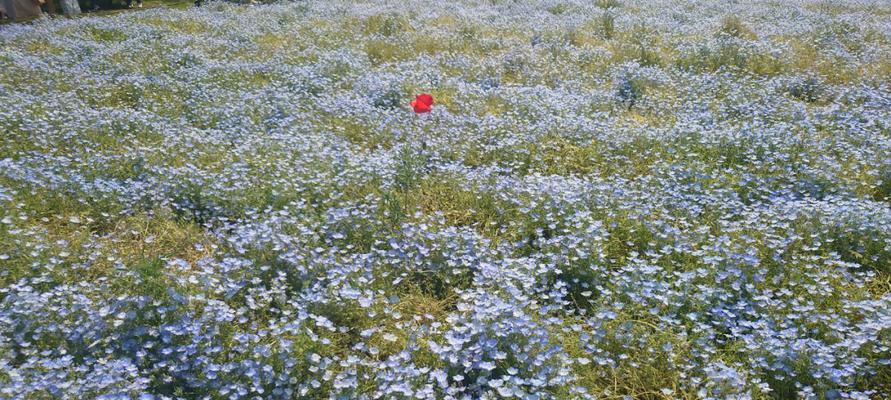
[363,13,411,37]
[87,27,129,43]
[785,76,825,103]
[595,0,621,9]
[626,23,663,66]
[372,87,406,110]
[393,144,429,192]
[718,15,757,40]
[365,39,412,65]
[876,166,891,203]
[548,3,570,15]
[131,257,171,301]
[79,83,144,110]
[675,42,784,76]
[600,12,616,39]
[615,71,655,110]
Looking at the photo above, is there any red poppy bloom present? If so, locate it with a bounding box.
[410,93,434,113]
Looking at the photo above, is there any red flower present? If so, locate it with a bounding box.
[410,93,434,113]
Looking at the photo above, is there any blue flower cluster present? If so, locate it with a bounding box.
[1,0,890,398]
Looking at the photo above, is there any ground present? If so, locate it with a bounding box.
[0,0,194,23]
[0,0,890,399]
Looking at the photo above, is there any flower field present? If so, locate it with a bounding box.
[1,0,891,398]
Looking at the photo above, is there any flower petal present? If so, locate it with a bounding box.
[416,93,434,107]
